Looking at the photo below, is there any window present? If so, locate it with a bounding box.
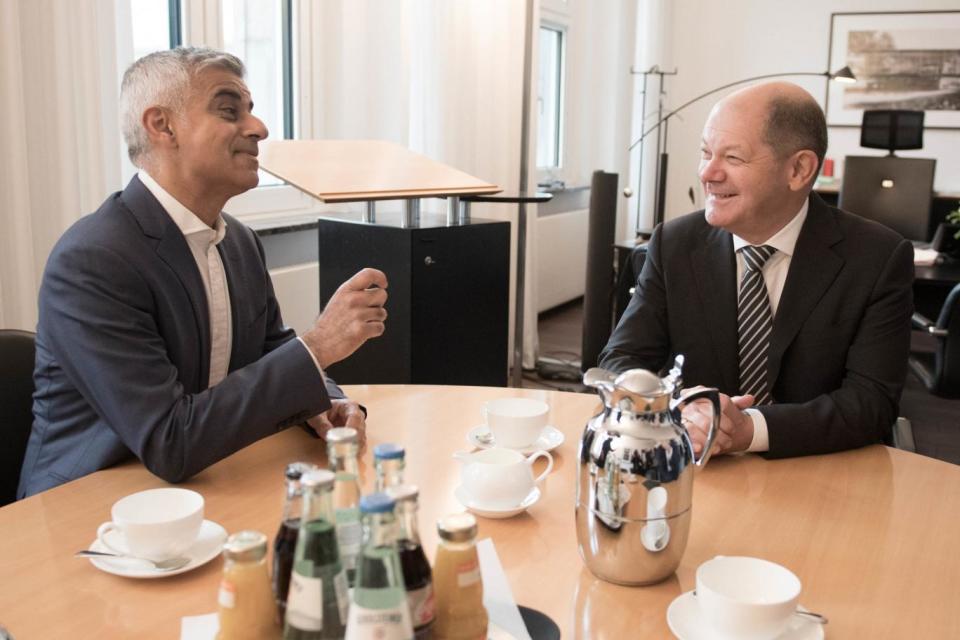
[537,24,565,169]
[130,0,181,60]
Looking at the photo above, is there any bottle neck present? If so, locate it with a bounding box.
[281,480,304,523]
[394,500,421,544]
[375,458,404,488]
[439,537,477,553]
[364,511,399,548]
[330,443,359,476]
[301,483,336,525]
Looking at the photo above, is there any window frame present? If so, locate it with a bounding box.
[536,21,567,172]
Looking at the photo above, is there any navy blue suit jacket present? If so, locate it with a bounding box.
[19,176,340,497]
[600,194,913,457]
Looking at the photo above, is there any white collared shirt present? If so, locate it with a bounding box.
[731,199,809,452]
[138,170,232,388]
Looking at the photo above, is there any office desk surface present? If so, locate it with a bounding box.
[1,385,958,639]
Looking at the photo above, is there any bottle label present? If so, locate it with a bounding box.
[334,569,350,621]
[217,579,236,609]
[285,573,324,631]
[345,603,413,640]
[407,583,436,628]
[456,559,481,587]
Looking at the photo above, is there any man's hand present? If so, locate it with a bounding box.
[306,399,367,449]
[682,388,755,456]
[301,268,388,368]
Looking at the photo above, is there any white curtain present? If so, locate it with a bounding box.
[0,0,123,331]
[297,0,539,368]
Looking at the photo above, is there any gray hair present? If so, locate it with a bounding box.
[120,47,245,166]
[763,94,828,179]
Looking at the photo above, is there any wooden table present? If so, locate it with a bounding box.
[1,385,958,639]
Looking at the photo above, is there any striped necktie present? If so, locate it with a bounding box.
[737,245,776,405]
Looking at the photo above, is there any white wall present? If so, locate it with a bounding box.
[644,0,960,224]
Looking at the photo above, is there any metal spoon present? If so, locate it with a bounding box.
[691,590,828,624]
[75,550,191,571]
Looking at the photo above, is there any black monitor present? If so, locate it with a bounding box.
[860,110,924,154]
[839,155,936,242]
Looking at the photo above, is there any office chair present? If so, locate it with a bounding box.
[0,330,36,506]
[839,155,936,242]
[909,284,960,398]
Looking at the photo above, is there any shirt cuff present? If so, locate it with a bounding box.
[744,408,770,453]
[297,337,328,384]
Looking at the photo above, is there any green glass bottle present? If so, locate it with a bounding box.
[345,493,414,640]
[283,470,349,639]
[327,427,362,586]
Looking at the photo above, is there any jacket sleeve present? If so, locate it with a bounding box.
[40,240,333,483]
[599,225,671,374]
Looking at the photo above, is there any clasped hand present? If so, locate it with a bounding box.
[681,386,755,456]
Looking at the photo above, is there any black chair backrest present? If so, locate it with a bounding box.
[934,284,960,397]
[839,156,936,242]
[0,330,36,505]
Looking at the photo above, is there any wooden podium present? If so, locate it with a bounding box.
[260,140,510,386]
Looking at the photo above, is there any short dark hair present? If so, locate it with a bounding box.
[763,95,828,176]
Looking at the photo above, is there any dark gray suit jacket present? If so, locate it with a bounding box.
[600,193,914,457]
[19,176,341,497]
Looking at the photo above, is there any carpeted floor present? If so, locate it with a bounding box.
[528,298,960,466]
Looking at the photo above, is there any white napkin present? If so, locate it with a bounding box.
[914,247,940,266]
[181,538,531,640]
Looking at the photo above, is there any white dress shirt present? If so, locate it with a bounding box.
[731,199,809,452]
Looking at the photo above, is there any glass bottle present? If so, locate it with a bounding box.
[374,443,406,491]
[327,427,362,586]
[284,469,350,639]
[432,513,487,639]
[386,484,435,638]
[274,462,319,618]
[217,530,281,640]
[345,493,414,640]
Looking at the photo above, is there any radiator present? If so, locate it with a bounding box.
[536,208,589,312]
[268,262,320,336]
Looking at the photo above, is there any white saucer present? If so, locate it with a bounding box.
[454,486,541,519]
[467,425,564,454]
[86,519,227,579]
[666,591,824,640]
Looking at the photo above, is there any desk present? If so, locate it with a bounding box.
[1,385,959,638]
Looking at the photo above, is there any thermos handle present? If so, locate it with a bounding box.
[672,388,722,467]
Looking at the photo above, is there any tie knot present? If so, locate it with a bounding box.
[740,245,776,272]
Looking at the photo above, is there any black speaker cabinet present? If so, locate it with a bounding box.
[317,214,510,386]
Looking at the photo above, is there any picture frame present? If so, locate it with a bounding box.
[825,10,960,129]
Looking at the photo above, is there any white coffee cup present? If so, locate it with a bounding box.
[695,556,801,640]
[96,488,204,561]
[456,447,553,509]
[483,397,549,449]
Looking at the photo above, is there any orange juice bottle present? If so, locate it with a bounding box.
[217,530,281,640]
[432,513,487,639]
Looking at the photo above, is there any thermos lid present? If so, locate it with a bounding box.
[374,443,406,460]
[360,492,396,514]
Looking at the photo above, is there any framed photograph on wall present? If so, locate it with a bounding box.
[826,10,960,129]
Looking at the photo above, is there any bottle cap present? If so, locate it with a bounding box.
[437,513,478,542]
[326,427,358,444]
[222,530,268,562]
[284,461,318,481]
[385,484,419,503]
[360,492,396,514]
[373,443,406,460]
[300,469,336,491]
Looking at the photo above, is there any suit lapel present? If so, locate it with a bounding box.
[768,194,844,390]
[690,224,740,392]
[120,176,211,387]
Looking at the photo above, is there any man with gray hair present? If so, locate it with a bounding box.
[19,47,388,497]
[601,82,913,458]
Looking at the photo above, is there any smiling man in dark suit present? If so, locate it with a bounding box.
[600,82,913,458]
[19,47,388,497]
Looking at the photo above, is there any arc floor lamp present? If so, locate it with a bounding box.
[630,66,857,233]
